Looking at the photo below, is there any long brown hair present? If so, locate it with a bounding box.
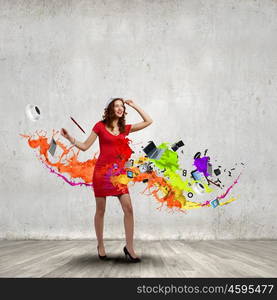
[101,98,128,133]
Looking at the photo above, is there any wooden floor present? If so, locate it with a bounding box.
[0,240,276,278]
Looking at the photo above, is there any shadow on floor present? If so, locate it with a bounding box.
[68,253,158,265]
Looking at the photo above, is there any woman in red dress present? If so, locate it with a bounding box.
[61,98,153,262]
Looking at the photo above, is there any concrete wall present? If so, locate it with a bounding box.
[0,0,277,240]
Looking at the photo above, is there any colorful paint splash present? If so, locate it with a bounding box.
[194,156,210,177]
[19,129,243,213]
[20,130,97,185]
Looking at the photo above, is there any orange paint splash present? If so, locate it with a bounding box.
[20,130,97,184]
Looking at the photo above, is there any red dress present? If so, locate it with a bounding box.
[92,120,133,197]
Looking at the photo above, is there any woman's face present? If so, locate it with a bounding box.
[113,99,125,118]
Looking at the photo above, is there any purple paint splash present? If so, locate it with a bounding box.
[194,156,210,177]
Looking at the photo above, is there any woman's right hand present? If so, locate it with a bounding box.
[61,128,70,140]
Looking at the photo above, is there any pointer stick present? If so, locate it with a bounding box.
[70,116,86,134]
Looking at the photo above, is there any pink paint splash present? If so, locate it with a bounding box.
[217,173,241,200]
[200,173,242,207]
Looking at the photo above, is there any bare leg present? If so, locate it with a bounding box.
[94,196,106,256]
[118,193,139,258]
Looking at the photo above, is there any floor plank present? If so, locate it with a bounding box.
[0,240,276,278]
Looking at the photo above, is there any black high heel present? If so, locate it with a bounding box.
[123,246,141,263]
[97,245,107,260]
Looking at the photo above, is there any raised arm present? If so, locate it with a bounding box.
[124,100,153,133]
[61,128,97,151]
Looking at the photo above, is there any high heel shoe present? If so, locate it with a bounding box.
[97,245,107,260]
[123,246,141,263]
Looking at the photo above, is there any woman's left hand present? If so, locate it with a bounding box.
[124,99,135,107]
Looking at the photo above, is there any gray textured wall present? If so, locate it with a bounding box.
[0,0,277,240]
